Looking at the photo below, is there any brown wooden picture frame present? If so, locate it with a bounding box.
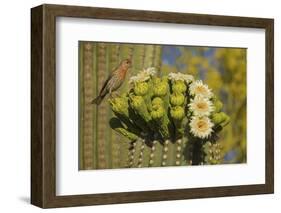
[31,4,274,208]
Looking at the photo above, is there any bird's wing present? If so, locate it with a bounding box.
[99,67,119,96]
[99,75,111,97]
[107,74,121,92]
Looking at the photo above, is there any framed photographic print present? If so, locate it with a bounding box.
[31,4,274,208]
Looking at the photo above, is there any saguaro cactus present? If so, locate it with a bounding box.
[79,42,163,170]
[109,68,229,168]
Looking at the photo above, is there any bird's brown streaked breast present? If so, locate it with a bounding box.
[119,68,128,79]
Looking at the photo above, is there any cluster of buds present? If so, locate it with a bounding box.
[109,68,230,167]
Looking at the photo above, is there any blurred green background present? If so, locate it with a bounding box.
[79,42,246,170]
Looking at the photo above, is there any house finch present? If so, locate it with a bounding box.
[91,59,132,105]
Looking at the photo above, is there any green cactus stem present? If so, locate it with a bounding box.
[191,138,205,165]
[137,139,146,168]
[148,140,158,166]
[161,139,170,166]
[203,141,222,164]
[175,139,183,166]
[128,141,136,167]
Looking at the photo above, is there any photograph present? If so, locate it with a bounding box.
[29,3,274,208]
[78,42,247,170]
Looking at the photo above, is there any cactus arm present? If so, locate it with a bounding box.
[128,141,136,168]
[137,140,146,168]
[191,138,205,165]
[132,138,144,167]
[203,142,222,165]
[151,140,164,167]
[166,140,176,166]
[148,140,157,167]
[175,139,184,166]
[141,141,151,168]
[153,45,162,72]
[144,45,155,67]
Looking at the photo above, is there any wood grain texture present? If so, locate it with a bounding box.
[31,4,274,208]
[265,20,274,193]
[31,5,43,207]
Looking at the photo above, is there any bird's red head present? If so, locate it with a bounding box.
[121,59,132,70]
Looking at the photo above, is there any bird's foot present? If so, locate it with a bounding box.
[114,92,121,97]
[110,92,121,99]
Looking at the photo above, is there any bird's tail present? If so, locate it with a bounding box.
[91,95,105,105]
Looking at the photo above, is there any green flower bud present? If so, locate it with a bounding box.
[170,93,185,106]
[212,112,229,125]
[170,106,185,120]
[153,77,161,84]
[110,97,128,115]
[153,82,168,97]
[134,82,149,96]
[172,80,187,93]
[214,99,223,112]
[151,105,165,120]
[152,97,164,106]
[131,96,145,110]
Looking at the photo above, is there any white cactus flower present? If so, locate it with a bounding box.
[189,96,214,116]
[189,80,213,98]
[168,72,194,83]
[190,116,214,139]
[129,67,157,84]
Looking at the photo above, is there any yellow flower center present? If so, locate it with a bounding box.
[197,120,208,131]
[195,86,207,95]
[196,102,207,110]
